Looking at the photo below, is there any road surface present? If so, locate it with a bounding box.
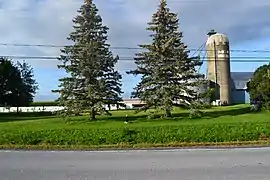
[1,148,270,180]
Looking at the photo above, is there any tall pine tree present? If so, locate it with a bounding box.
[127,0,204,117]
[53,0,122,120]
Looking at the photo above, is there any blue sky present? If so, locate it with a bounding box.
[0,0,270,101]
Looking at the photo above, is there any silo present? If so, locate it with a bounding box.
[206,30,231,105]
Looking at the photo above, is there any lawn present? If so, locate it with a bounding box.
[0,104,270,150]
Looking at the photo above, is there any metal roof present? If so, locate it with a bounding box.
[231,72,253,90]
[231,72,253,80]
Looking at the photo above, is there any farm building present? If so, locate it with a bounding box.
[206,30,253,105]
[230,72,253,104]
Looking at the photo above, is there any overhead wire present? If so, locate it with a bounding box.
[197,44,207,73]
[0,43,269,63]
[190,43,205,57]
[1,43,270,53]
[188,43,205,73]
[1,55,269,63]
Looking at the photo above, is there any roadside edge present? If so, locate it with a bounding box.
[1,140,270,151]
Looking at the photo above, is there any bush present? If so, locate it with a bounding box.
[0,122,269,146]
[247,64,270,110]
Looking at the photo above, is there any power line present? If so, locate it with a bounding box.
[1,43,270,53]
[1,55,270,63]
[190,43,205,57]
[1,55,270,59]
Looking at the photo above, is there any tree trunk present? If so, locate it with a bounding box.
[74,111,80,116]
[165,109,172,118]
[89,107,96,120]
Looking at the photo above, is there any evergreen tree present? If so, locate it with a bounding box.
[103,55,124,109]
[127,0,204,117]
[53,0,122,120]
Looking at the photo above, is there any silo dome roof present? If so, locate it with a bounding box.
[206,33,229,45]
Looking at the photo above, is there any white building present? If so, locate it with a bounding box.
[0,99,145,113]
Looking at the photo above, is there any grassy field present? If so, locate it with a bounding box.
[0,104,270,150]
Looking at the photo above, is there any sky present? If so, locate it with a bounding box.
[0,0,270,101]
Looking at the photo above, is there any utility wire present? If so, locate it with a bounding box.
[190,43,205,57]
[1,43,270,53]
[198,48,207,72]
[1,55,270,62]
[1,55,270,59]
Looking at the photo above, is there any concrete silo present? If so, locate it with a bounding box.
[206,30,232,105]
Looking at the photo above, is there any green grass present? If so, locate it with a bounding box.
[0,104,270,149]
[30,101,58,106]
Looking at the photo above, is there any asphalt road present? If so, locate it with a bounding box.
[1,148,270,180]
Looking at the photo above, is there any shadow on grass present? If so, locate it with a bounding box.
[1,106,253,123]
[204,106,252,118]
[0,112,56,123]
[92,106,252,122]
[171,106,252,119]
[101,114,149,122]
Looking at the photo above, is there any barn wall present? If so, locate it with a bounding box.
[232,90,250,104]
[245,91,251,104]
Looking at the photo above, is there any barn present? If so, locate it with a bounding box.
[230,72,253,104]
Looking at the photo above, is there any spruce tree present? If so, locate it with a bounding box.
[53,0,122,120]
[127,0,204,117]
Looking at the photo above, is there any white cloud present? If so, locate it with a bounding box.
[0,0,270,69]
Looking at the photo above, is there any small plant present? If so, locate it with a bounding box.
[121,128,138,143]
[189,108,204,119]
[147,111,160,120]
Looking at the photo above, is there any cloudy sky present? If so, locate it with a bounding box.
[0,0,270,101]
